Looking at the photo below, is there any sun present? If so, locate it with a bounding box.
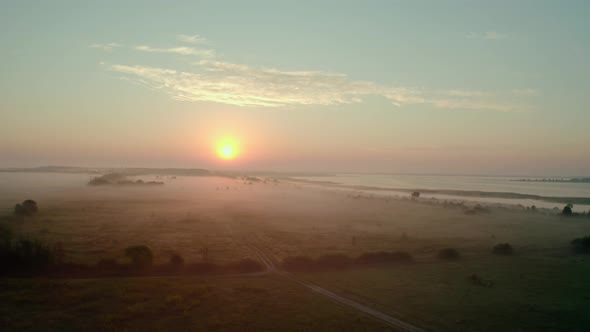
[216,138,239,160]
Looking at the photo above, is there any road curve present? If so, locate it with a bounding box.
[226,221,427,331]
[277,270,425,332]
[249,243,426,332]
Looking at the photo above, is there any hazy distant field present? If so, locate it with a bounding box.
[2,172,590,331]
[4,173,588,265]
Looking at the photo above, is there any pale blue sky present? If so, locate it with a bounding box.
[1,1,589,175]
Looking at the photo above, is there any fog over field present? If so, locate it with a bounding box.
[2,170,590,331]
[2,1,590,331]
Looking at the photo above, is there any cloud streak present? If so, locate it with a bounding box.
[98,34,531,111]
[135,45,215,57]
[89,43,122,51]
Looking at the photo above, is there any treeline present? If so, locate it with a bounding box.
[281,243,520,272]
[282,251,414,272]
[40,257,265,278]
[0,229,264,278]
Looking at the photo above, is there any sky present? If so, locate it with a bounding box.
[1,0,589,175]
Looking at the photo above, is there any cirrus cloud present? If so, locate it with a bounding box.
[96,34,532,112]
[135,45,215,58]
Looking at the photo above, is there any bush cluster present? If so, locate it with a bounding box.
[282,250,414,272]
[492,243,515,256]
[13,200,38,216]
[437,248,460,260]
[0,225,52,275]
[0,233,265,277]
[571,235,590,254]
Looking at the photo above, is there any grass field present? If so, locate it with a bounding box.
[296,256,590,332]
[2,173,590,331]
[0,275,390,332]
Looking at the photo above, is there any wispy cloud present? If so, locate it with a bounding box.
[176,34,206,44]
[467,31,507,40]
[109,61,523,111]
[135,45,215,57]
[96,34,531,111]
[431,99,523,113]
[89,43,122,51]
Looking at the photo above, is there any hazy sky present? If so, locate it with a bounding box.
[1,1,589,175]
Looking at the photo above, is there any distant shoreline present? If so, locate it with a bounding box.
[2,167,589,206]
[285,177,590,206]
[512,178,590,183]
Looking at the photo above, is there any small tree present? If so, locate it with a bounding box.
[14,200,39,216]
[562,203,573,216]
[124,245,154,269]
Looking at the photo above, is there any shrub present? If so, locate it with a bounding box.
[315,253,353,269]
[355,251,413,265]
[0,238,53,274]
[124,245,154,269]
[437,248,460,260]
[14,200,39,216]
[492,243,514,256]
[0,224,12,242]
[571,235,590,253]
[562,204,573,216]
[282,255,315,271]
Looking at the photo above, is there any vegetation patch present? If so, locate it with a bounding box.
[571,235,590,254]
[282,251,413,272]
[491,243,515,256]
[437,248,460,260]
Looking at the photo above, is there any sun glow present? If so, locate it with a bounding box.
[216,138,239,160]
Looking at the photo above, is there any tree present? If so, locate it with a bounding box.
[124,245,153,268]
[562,203,573,216]
[14,199,39,216]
